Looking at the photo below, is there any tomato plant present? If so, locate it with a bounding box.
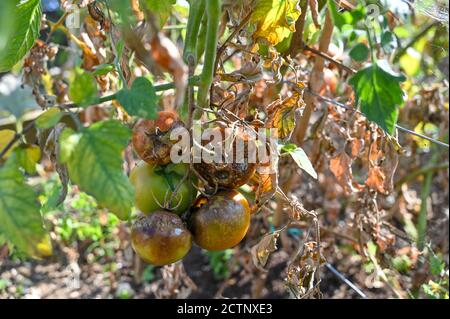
[0,0,448,300]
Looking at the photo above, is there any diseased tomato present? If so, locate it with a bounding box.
[131,211,192,266]
[132,110,184,166]
[188,190,251,251]
[193,126,256,190]
[130,162,196,215]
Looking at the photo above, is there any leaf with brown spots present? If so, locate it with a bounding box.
[267,89,305,140]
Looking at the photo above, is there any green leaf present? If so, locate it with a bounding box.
[381,31,397,54]
[280,143,317,179]
[140,0,177,28]
[429,252,445,276]
[92,64,115,76]
[328,0,364,31]
[349,43,369,62]
[349,60,406,134]
[35,108,63,129]
[116,77,158,119]
[0,154,52,258]
[0,0,15,51]
[59,127,81,163]
[60,120,134,220]
[69,68,98,107]
[0,0,42,72]
[15,145,41,174]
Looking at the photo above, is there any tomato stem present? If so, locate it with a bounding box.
[197,0,221,109]
[183,0,206,65]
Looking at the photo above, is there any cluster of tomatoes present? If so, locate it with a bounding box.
[129,111,256,266]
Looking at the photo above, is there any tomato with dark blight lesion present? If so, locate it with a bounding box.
[131,211,192,266]
[188,189,251,251]
[132,110,184,166]
[194,125,257,190]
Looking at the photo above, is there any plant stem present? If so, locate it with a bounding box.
[183,0,206,65]
[417,153,440,250]
[395,162,449,190]
[196,15,208,63]
[197,0,221,109]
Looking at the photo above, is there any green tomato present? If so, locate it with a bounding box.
[130,162,196,215]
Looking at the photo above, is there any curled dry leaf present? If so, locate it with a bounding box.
[150,33,188,108]
[329,150,362,194]
[381,141,399,193]
[251,231,280,271]
[365,166,387,194]
[347,138,365,159]
[286,241,325,298]
[267,88,305,140]
[44,123,69,206]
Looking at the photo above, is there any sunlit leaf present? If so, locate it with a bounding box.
[15,145,41,175]
[92,64,115,76]
[399,48,421,77]
[281,143,317,179]
[251,231,280,270]
[0,129,17,159]
[60,120,134,220]
[267,89,305,140]
[0,0,42,72]
[69,68,98,107]
[349,60,406,134]
[251,0,301,45]
[35,108,63,129]
[0,0,15,52]
[0,154,52,258]
[116,77,158,119]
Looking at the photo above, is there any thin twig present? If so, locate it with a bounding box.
[303,44,356,74]
[214,10,253,75]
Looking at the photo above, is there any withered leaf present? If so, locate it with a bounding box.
[329,150,362,194]
[365,166,386,194]
[267,89,305,140]
[251,0,301,45]
[150,33,188,108]
[381,141,399,193]
[251,231,280,271]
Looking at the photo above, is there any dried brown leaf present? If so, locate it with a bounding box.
[365,166,386,194]
[267,88,305,140]
[329,150,362,194]
[150,33,188,108]
[251,231,280,271]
